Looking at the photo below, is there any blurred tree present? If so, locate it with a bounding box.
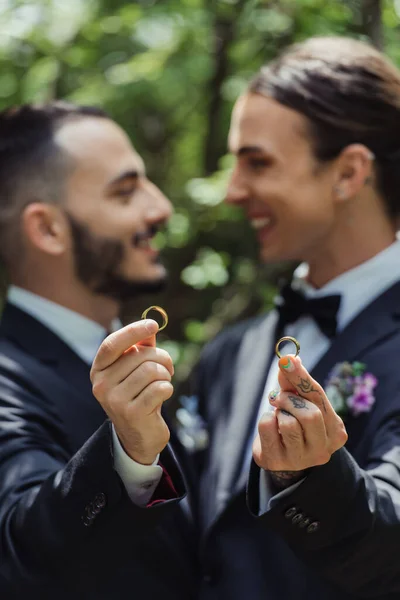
[348,0,384,48]
[362,1,384,48]
[0,0,397,386]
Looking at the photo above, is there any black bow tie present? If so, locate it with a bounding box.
[275,283,341,339]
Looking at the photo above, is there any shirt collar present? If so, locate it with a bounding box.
[292,239,400,332]
[7,286,121,365]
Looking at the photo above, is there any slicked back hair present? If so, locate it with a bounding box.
[249,36,400,219]
[0,101,109,268]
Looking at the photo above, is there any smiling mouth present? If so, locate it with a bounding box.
[249,217,272,230]
[133,223,161,250]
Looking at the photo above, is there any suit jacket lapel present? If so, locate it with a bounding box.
[1,303,93,394]
[310,281,400,448]
[0,303,106,448]
[214,312,280,516]
[311,281,400,384]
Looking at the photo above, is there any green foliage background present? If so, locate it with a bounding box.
[0,0,397,385]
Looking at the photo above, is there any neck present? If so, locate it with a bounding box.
[305,207,396,289]
[11,271,120,330]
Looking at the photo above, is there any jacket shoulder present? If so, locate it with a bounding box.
[0,336,47,393]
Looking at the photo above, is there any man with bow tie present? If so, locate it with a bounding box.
[92,37,400,598]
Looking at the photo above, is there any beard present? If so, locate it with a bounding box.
[64,211,167,302]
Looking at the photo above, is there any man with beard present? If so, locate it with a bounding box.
[0,103,195,598]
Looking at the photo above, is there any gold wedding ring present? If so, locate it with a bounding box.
[141,305,169,332]
[275,336,300,359]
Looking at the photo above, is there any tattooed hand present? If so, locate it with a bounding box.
[253,355,348,487]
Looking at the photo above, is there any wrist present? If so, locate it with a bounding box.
[127,451,159,466]
[115,431,159,466]
[268,469,308,490]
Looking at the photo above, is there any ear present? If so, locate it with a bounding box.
[333,144,375,202]
[21,203,69,256]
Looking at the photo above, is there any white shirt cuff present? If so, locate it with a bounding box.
[259,469,306,514]
[112,425,163,507]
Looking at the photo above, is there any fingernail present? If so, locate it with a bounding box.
[268,389,279,402]
[279,355,295,372]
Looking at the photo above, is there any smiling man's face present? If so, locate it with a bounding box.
[55,116,172,299]
[226,93,338,265]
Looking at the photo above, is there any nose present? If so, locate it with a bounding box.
[142,179,173,222]
[225,167,249,206]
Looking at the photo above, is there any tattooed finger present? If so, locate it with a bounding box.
[280,409,294,417]
[288,395,308,410]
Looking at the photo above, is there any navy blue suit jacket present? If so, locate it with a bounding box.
[0,303,195,599]
[191,281,400,599]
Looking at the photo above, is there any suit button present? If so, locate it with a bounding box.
[284,507,298,519]
[86,505,97,519]
[291,513,304,525]
[298,517,311,529]
[82,515,93,527]
[306,521,320,534]
[94,493,106,509]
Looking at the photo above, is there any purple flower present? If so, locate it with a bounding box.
[325,362,377,418]
[362,373,378,390]
[346,384,376,416]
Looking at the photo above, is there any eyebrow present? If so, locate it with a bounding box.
[108,170,141,187]
[236,145,266,156]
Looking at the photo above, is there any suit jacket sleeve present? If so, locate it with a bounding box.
[0,366,186,589]
[247,405,400,597]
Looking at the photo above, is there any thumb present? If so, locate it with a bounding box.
[137,319,159,348]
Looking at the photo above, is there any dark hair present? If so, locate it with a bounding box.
[0,101,109,267]
[249,36,400,218]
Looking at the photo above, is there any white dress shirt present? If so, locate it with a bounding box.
[256,239,400,509]
[7,286,163,506]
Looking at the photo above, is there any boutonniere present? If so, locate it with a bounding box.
[325,361,378,417]
[175,395,209,452]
